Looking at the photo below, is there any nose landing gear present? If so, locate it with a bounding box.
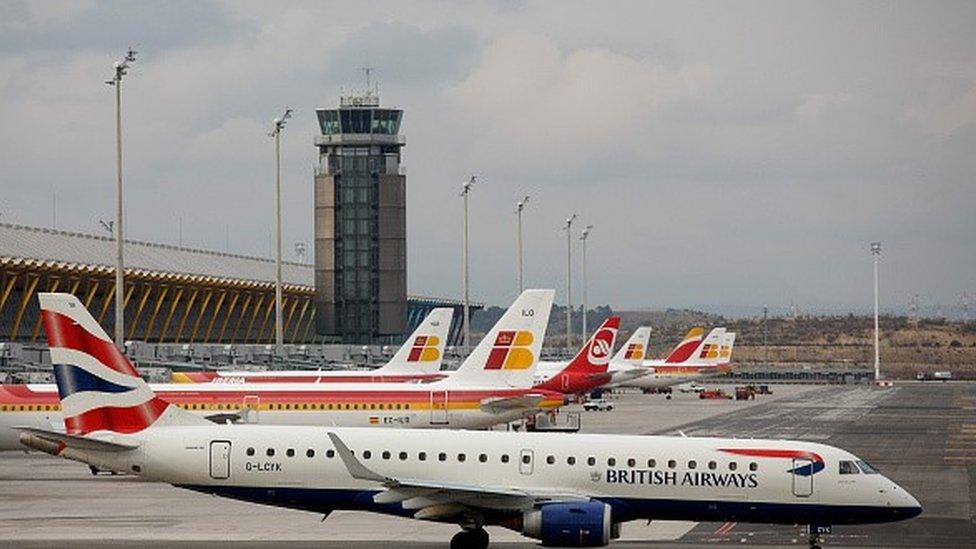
[450,527,489,549]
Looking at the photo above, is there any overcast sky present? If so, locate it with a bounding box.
[1,0,974,313]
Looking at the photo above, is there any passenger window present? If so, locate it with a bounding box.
[399,452,407,461]
[458,453,466,462]
[688,460,697,469]
[668,460,676,469]
[521,454,531,465]
[418,452,427,461]
[567,456,576,465]
[546,455,555,465]
[647,458,656,468]
[479,454,488,463]
[501,454,510,463]
[306,449,315,458]
[382,451,391,460]
[286,448,295,458]
[708,461,717,470]
[749,462,758,472]
[438,452,447,462]
[729,462,737,471]
[839,460,860,475]
[856,460,879,474]
[587,457,596,466]
[326,449,335,459]
[607,457,616,467]
[363,450,372,459]
[266,448,275,457]
[627,458,636,467]
[246,447,255,456]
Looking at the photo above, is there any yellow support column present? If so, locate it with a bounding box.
[97,280,116,324]
[202,290,227,343]
[231,292,253,343]
[127,283,153,341]
[0,273,18,314]
[216,291,241,343]
[302,306,317,343]
[244,294,266,343]
[159,287,185,343]
[290,297,310,343]
[10,274,40,340]
[144,286,170,342]
[175,288,200,343]
[83,279,100,308]
[283,295,300,342]
[189,289,214,343]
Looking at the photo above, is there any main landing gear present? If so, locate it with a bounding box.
[450,527,489,549]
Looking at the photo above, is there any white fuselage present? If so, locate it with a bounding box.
[71,425,920,534]
[0,381,563,451]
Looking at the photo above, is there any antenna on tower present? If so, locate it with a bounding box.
[909,293,919,326]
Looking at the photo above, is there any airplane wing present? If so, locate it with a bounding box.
[14,426,138,452]
[611,368,652,383]
[327,433,586,520]
[478,394,546,414]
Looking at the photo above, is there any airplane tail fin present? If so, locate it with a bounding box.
[554,316,620,376]
[441,289,554,388]
[611,326,651,366]
[718,331,736,369]
[662,327,705,363]
[376,308,453,374]
[693,328,727,365]
[39,292,208,436]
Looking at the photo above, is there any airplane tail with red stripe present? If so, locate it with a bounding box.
[39,292,207,436]
[662,327,705,363]
[557,316,620,376]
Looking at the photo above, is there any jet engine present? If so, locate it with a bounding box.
[521,501,616,547]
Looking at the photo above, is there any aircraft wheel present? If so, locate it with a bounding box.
[450,528,489,549]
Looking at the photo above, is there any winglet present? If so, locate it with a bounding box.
[327,432,389,484]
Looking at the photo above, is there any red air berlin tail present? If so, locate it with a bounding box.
[534,317,619,394]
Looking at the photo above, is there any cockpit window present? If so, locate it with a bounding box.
[839,460,860,475]
[856,460,880,474]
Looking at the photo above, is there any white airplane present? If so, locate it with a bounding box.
[533,326,652,390]
[20,293,922,549]
[171,308,454,384]
[0,291,566,451]
[612,327,730,390]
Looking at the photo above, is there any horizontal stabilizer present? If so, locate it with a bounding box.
[479,394,546,414]
[14,426,137,453]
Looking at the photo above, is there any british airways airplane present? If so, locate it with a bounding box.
[18,293,921,549]
[170,307,454,384]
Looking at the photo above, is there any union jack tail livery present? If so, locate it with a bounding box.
[39,293,207,436]
[611,326,651,366]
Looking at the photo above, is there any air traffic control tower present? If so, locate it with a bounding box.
[313,88,407,343]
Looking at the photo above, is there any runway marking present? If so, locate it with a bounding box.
[713,521,737,535]
[943,456,976,462]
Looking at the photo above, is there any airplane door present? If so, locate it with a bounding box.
[519,449,534,475]
[791,458,814,497]
[430,390,448,425]
[243,395,260,424]
[209,440,231,479]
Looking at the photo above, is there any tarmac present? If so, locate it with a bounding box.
[0,382,973,548]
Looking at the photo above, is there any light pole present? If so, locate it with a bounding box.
[580,224,593,340]
[105,48,137,349]
[871,242,882,381]
[563,213,577,351]
[461,176,476,351]
[763,304,768,365]
[270,107,293,358]
[516,195,529,293]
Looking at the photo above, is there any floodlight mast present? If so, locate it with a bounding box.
[105,48,137,350]
[580,224,593,340]
[270,107,293,358]
[871,242,882,381]
[460,176,476,351]
[515,195,529,293]
[563,213,577,351]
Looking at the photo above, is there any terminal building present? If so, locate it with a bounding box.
[0,223,479,348]
[313,88,407,343]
